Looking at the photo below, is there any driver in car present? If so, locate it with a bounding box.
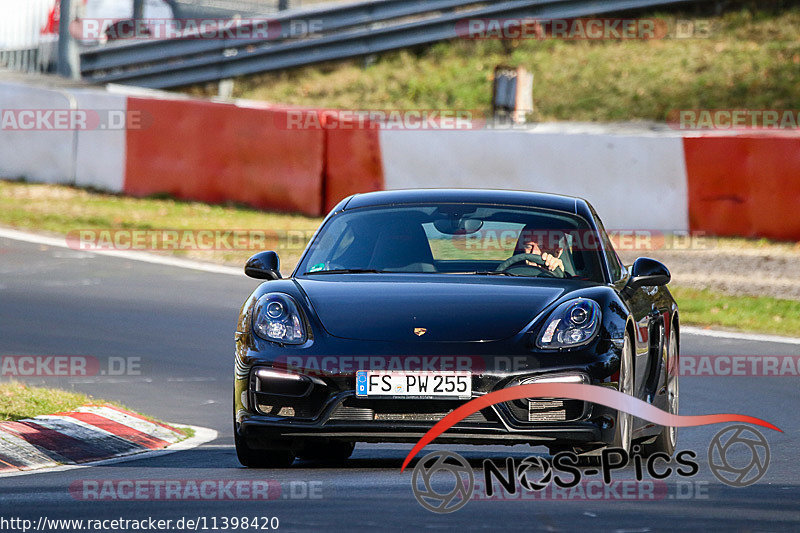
[522,238,564,272]
[510,227,568,274]
[522,240,564,272]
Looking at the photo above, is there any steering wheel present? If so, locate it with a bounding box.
[495,253,565,278]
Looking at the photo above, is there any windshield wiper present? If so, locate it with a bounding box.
[302,269,384,275]
[457,270,576,279]
[454,271,525,277]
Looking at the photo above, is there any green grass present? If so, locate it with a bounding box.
[671,287,800,337]
[0,180,322,271]
[184,5,800,123]
[0,382,193,439]
[0,382,93,421]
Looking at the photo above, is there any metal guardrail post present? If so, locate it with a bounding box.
[133,0,145,21]
[57,0,80,78]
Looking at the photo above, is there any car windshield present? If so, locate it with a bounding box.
[297,204,606,282]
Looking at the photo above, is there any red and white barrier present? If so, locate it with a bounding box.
[684,134,800,241]
[379,128,690,231]
[0,82,76,184]
[1,77,798,239]
[71,88,128,191]
[124,96,326,217]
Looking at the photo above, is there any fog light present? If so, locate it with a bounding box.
[253,368,312,397]
[515,373,589,422]
[521,374,587,386]
[257,404,297,417]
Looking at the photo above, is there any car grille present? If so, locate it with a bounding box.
[329,399,489,423]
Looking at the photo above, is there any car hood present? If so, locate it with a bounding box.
[295,275,565,342]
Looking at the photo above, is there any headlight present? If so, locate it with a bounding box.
[536,298,601,349]
[253,293,307,345]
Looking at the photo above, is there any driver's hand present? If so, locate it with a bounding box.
[541,252,564,272]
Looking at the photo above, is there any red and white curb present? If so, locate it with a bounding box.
[0,404,216,476]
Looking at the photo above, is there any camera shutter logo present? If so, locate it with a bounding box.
[708,425,770,487]
[516,456,553,491]
[411,451,474,513]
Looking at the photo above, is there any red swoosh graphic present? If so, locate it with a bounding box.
[400,383,781,472]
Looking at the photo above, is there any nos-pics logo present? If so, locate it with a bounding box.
[411,425,771,513]
[411,451,474,513]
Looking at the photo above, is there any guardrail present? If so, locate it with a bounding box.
[81,0,708,88]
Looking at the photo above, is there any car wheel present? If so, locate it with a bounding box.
[643,325,679,456]
[234,426,296,468]
[297,440,355,464]
[611,332,634,455]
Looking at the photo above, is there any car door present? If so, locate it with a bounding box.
[591,209,655,400]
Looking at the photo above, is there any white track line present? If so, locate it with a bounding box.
[3,227,800,345]
[0,227,242,276]
[682,326,800,346]
[0,425,218,478]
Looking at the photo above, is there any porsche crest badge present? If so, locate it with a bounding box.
[414,328,427,337]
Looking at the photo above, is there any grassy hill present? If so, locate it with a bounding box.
[185,2,799,123]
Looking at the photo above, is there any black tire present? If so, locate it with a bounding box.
[550,333,634,466]
[642,325,679,457]
[611,332,634,455]
[297,440,355,464]
[234,428,296,468]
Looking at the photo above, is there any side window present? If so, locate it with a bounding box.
[592,211,624,282]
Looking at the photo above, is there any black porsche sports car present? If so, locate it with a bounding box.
[234,189,679,467]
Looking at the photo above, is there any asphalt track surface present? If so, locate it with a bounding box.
[0,236,798,532]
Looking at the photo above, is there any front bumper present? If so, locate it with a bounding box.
[238,389,605,447]
[234,341,624,450]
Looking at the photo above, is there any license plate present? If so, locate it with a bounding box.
[356,371,471,399]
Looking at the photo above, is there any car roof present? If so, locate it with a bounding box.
[342,189,584,214]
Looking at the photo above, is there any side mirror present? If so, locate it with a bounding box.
[626,257,671,290]
[245,251,281,280]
